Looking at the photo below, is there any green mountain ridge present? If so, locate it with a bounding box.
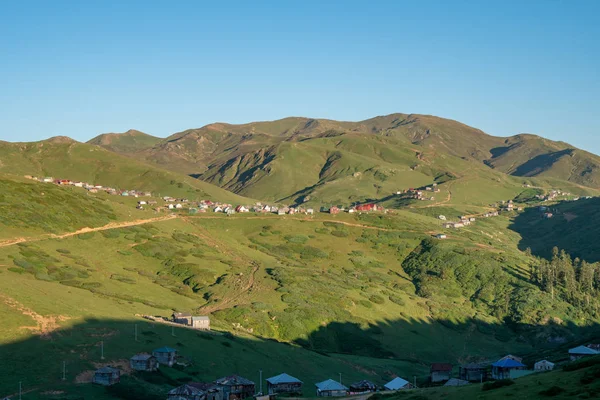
[87,129,162,153]
[0,138,252,204]
[89,114,600,205]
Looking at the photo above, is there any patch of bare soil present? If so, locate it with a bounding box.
[0,294,69,338]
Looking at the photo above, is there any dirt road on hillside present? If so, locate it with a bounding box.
[0,214,178,248]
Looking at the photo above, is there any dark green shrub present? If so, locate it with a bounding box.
[369,294,385,304]
[482,380,515,391]
[539,386,565,396]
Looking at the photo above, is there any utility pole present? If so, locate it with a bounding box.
[62,361,66,381]
[172,326,176,337]
[259,370,263,394]
[101,341,105,360]
[413,376,416,389]
[19,381,22,400]
[339,373,342,385]
[135,324,138,342]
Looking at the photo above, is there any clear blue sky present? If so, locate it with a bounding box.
[1,1,599,152]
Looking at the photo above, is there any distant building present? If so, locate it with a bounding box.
[569,345,599,361]
[348,380,377,394]
[192,316,210,330]
[383,377,413,390]
[153,346,177,367]
[93,366,120,386]
[436,234,447,240]
[130,353,158,372]
[168,384,207,400]
[459,363,491,382]
[534,360,555,371]
[173,312,193,325]
[430,363,453,383]
[356,203,378,212]
[215,375,255,400]
[329,207,340,215]
[266,373,303,395]
[315,379,348,397]
[491,358,526,380]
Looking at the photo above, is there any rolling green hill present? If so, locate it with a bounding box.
[2,208,600,398]
[88,129,162,154]
[103,114,600,206]
[0,137,252,204]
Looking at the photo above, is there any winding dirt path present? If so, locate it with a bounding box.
[0,294,69,338]
[0,214,178,248]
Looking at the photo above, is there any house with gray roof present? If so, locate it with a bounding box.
[315,379,348,397]
[383,377,412,391]
[215,375,255,400]
[569,345,599,361]
[266,373,303,395]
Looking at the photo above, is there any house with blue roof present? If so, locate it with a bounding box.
[315,379,348,397]
[266,373,303,395]
[491,358,526,380]
[383,377,413,391]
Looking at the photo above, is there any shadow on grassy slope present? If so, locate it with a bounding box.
[3,315,600,400]
[509,198,600,262]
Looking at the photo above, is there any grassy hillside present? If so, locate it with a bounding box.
[2,208,600,398]
[100,114,600,206]
[88,129,162,153]
[0,138,252,204]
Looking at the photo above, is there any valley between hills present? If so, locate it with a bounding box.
[2,113,600,399]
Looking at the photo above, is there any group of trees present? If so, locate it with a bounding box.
[530,247,600,310]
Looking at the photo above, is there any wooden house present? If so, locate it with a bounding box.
[130,353,158,371]
[383,377,413,391]
[266,373,303,395]
[459,362,491,382]
[173,312,193,325]
[329,207,340,215]
[153,346,177,367]
[348,380,377,394]
[192,316,210,330]
[430,363,452,383]
[188,383,223,400]
[315,379,348,397]
[215,375,256,400]
[168,384,207,400]
[93,366,120,386]
[491,358,526,380]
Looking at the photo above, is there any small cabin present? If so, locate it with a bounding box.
[430,363,452,383]
[215,375,256,400]
[173,312,193,326]
[168,384,207,400]
[569,345,599,361]
[383,377,413,391]
[192,316,210,330]
[153,346,178,367]
[93,366,120,386]
[348,380,377,394]
[266,373,303,395]
[534,360,555,371]
[491,359,526,380]
[315,379,348,397]
[130,353,158,372]
[459,363,491,382]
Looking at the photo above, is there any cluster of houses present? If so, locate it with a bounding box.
[439,215,477,230]
[323,203,385,215]
[25,175,152,197]
[395,186,440,202]
[172,312,211,330]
